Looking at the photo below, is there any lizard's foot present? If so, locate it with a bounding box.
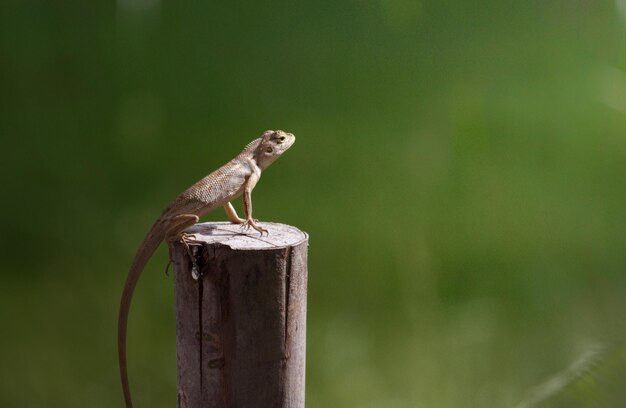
[179,232,201,245]
[241,218,268,236]
[180,233,203,280]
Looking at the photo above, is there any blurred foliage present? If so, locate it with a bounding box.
[1,0,626,407]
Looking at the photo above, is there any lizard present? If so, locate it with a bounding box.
[118,129,295,408]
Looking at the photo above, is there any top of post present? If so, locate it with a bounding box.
[184,222,308,250]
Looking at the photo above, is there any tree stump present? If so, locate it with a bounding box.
[168,222,309,408]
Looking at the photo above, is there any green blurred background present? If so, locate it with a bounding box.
[1,0,626,407]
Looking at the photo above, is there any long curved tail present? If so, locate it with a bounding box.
[118,222,166,408]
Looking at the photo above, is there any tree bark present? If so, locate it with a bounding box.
[169,222,308,408]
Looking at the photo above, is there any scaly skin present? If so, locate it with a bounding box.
[118,130,295,408]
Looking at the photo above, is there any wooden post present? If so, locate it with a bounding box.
[169,222,309,408]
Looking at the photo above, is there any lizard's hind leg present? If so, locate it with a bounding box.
[165,214,202,278]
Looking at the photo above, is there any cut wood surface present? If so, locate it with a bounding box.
[169,222,309,408]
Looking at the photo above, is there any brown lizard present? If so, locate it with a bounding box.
[118,130,295,408]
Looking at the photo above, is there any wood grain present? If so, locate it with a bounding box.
[169,222,308,408]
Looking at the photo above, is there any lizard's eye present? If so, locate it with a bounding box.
[279,136,285,141]
[266,147,274,153]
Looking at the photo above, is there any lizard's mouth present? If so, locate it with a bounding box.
[285,135,295,149]
[281,132,296,149]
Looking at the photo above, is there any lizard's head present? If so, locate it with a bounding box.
[255,129,295,169]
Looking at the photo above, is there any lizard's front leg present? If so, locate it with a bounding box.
[223,202,245,224]
[241,171,268,235]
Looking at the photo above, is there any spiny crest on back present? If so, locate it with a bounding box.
[241,137,262,153]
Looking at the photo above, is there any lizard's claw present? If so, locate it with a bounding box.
[179,233,203,279]
[241,218,268,236]
[180,232,200,245]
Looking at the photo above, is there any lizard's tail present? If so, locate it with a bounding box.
[118,222,166,408]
